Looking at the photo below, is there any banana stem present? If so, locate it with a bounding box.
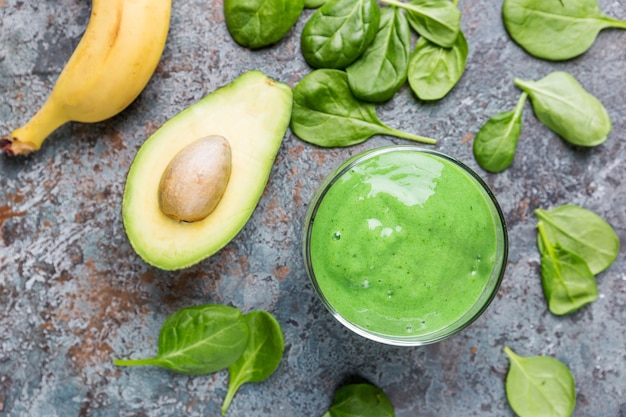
[3,98,67,156]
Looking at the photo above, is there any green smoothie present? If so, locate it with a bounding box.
[305,147,507,343]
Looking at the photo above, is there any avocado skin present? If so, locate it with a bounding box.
[122,71,293,270]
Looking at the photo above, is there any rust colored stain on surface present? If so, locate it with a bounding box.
[0,205,26,227]
[263,195,289,227]
[291,176,306,210]
[197,248,252,283]
[287,142,305,161]
[54,259,152,371]
[310,148,329,167]
[108,129,127,152]
[461,132,474,145]
[469,346,478,361]
[273,265,290,282]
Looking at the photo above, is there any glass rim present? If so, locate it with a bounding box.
[303,145,509,346]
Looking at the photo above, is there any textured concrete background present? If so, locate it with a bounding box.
[0,0,625,416]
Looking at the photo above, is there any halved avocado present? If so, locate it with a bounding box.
[122,71,293,270]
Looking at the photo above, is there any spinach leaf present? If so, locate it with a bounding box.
[221,311,285,416]
[503,0,626,61]
[347,6,411,103]
[305,0,329,8]
[504,347,576,417]
[407,30,468,101]
[291,69,437,147]
[114,304,249,374]
[472,92,527,172]
[301,0,381,69]
[224,0,304,49]
[381,0,461,48]
[538,221,598,315]
[323,383,395,417]
[535,204,619,275]
[514,72,612,147]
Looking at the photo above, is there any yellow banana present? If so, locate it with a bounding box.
[1,0,172,156]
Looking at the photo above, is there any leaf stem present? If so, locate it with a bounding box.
[537,218,579,308]
[380,0,415,12]
[384,127,438,144]
[503,346,517,361]
[536,220,555,260]
[513,77,531,92]
[605,16,626,29]
[113,357,159,367]
[513,92,528,119]
[221,386,236,416]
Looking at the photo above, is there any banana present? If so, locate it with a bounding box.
[1,0,172,156]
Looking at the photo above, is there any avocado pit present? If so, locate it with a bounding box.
[158,135,232,222]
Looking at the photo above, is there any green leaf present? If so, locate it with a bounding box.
[504,347,576,417]
[503,0,626,61]
[301,0,381,69]
[538,222,598,315]
[221,311,285,416]
[347,6,412,103]
[224,0,304,49]
[472,92,527,172]
[114,304,249,374]
[327,384,395,417]
[381,0,461,48]
[407,30,468,101]
[290,69,437,147]
[514,71,612,147]
[535,204,619,275]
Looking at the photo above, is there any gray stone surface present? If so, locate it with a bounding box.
[0,1,625,416]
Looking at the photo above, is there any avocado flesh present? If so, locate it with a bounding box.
[123,70,293,270]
